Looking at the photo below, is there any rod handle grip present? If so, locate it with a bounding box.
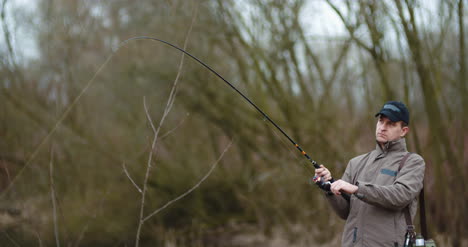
[330,178,351,202]
[314,178,351,202]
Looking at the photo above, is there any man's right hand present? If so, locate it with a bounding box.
[314,164,332,182]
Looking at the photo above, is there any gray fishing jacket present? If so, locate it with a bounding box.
[326,138,425,247]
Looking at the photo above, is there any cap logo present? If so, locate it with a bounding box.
[383,104,401,112]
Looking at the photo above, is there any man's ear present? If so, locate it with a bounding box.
[401,126,409,137]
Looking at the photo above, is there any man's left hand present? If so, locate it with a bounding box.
[330,179,358,195]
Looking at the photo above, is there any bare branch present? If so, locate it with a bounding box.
[134,2,199,247]
[33,230,43,247]
[135,97,164,247]
[0,49,117,199]
[49,147,60,247]
[122,163,142,194]
[161,112,190,140]
[143,139,234,222]
[326,0,373,53]
[143,97,158,136]
[2,231,20,247]
[73,189,110,247]
[1,0,16,67]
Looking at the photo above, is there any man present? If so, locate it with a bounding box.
[315,101,425,246]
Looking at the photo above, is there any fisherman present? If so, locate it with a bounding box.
[315,101,425,246]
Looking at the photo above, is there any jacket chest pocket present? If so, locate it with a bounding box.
[375,167,399,185]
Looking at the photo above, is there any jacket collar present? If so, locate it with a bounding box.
[375,138,407,155]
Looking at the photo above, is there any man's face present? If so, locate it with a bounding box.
[375,115,409,143]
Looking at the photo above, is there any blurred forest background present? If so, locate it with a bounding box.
[0,0,466,246]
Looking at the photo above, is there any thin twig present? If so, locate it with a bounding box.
[74,225,89,247]
[143,139,233,222]
[0,50,116,199]
[135,97,161,247]
[1,157,11,184]
[74,188,110,247]
[134,97,170,246]
[134,3,199,246]
[160,112,190,139]
[1,0,16,67]
[122,162,142,193]
[143,97,158,135]
[33,230,43,247]
[49,147,60,247]
[2,231,20,247]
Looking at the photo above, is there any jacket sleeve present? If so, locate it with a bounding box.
[355,154,425,210]
[324,161,354,220]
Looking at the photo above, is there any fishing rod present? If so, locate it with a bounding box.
[124,36,349,201]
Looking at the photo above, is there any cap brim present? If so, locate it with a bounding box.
[375,110,400,122]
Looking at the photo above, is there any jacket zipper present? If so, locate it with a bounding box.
[352,227,358,243]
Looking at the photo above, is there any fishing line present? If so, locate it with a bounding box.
[2,36,345,200]
[0,52,116,198]
[119,37,324,169]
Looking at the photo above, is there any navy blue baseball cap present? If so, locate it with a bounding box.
[375,101,410,125]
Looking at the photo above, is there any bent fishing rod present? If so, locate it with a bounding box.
[125,36,350,201]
